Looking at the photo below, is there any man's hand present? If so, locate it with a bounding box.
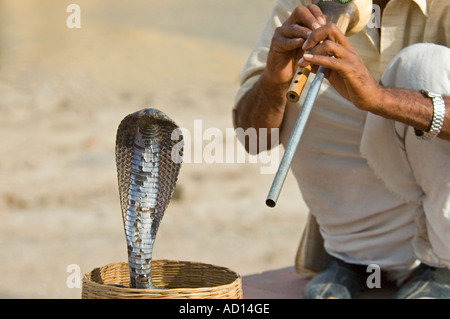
[235,4,328,148]
[297,23,450,141]
[263,4,326,86]
[298,23,382,112]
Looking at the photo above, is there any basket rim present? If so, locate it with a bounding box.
[82,259,242,293]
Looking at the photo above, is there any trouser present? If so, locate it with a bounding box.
[295,43,450,276]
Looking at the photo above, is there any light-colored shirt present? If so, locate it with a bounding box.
[233,0,450,272]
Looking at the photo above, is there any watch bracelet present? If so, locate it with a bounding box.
[415,93,446,140]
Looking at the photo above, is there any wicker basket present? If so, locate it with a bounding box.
[82,260,243,299]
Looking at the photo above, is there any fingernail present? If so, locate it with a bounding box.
[318,17,326,26]
[298,57,305,65]
[312,22,321,30]
[302,41,308,50]
[303,53,313,60]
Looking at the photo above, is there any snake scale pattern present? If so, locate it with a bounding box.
[115,108,183,289]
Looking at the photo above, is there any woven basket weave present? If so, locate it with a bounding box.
[82,260,243,299]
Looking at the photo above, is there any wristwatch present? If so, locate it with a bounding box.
[414,89,446,140]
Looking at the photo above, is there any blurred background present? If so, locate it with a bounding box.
[0,0,308,298]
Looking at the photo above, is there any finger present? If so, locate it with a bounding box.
[308,39,349,60]
[274,37,305,53]
[272,27,305,52]
[299,53,351,73]
[281,23,313,40]
[306,4,326,26]
[298,40,349,69]
[302,23,352,52]
[289,6,323,30]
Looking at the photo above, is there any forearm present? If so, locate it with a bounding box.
[371,87,450,141]
[235,71,290,146]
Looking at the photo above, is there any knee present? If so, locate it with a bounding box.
[380,43,450,96]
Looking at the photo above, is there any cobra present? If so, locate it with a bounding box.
[115,108,183,289]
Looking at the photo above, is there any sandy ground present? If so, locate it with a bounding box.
[0,0,309,298]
